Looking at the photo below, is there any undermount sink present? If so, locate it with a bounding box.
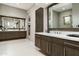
[67,34,79,38]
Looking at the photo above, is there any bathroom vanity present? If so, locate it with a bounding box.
[0,31,26,41]
[0,15,26,41]
[35,32,79,56]
[36,3,79,56]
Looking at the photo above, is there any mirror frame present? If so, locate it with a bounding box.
[47,3,79,32]
[47,3,58,32]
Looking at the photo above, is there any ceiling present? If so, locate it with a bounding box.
[2,3,35,11]
[52,3,72,12]
[2,3,50,11]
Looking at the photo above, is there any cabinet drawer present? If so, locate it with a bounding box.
[64,42,79,56]
[64,40,79,56]
[51,43,64,56]
[64,42,79,50]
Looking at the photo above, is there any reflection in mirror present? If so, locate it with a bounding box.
[0,16,25,31]
[63,16,72,25]
[48,3,72,28]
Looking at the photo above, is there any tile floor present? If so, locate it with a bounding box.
[0,39,45,56]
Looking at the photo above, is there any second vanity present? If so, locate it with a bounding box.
[35,31,79,56]
[0,31,26,41]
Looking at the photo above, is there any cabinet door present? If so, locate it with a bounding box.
[45,37,52,55]
[40,36,52,55]
[35,35,42,48]
[64,42,79,56]
[51,38,64,56]
[43,40,50,54]
[40,38,46,52]
[35,8,43,32]
[0,32,5,40]
[51,43,64,56]
[47,42,52,55]
[65,46,79,56]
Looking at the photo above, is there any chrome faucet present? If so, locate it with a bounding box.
[0,26,5,31]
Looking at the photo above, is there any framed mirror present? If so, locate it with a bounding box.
[63,15,72,25]
[0,15,25,31]
[47,3,79,32]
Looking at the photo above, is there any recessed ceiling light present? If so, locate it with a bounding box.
[62,8,66,10]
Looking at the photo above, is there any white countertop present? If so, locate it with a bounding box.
[35,32,79,42]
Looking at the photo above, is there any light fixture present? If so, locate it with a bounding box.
[7,22,10,26]
[62,8,66,10]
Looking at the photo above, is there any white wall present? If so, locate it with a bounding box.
[43,8,48,32]
[27,4,48,41]
[72,3,79,28]
[0,4,27,18]
[0,4,28,31]
[52,11,59,28]
[27,7,36,41]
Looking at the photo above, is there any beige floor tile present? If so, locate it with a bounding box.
[0,39,44,56]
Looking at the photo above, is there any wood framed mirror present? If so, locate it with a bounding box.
[47,3,79,32]
[0,15,26,31]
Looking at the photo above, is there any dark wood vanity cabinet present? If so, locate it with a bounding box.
[41,36,64,56]
[64,46,79,56]
[0,31,26,41]
[51,37,64,56]
[64,40,79,56]
[35,34,79,56]
[35,34,42,48]
[35,34,52,55]
[35,34,64,56]
[40,36,52,55]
